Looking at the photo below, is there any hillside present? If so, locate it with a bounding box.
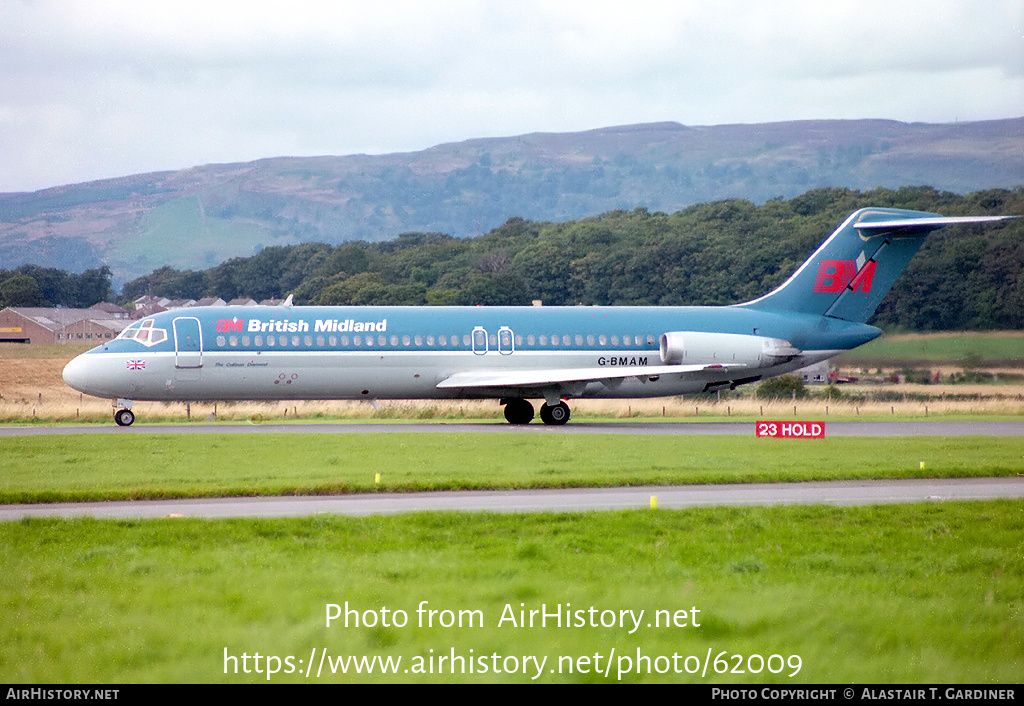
[1,118,1022,283]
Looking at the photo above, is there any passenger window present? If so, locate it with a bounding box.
[427,335,435,346]
[256,335,264,347]
[316,335,324,346]
[391,335,399,346]
[243,335,251,346]
[267,336,276,347]
[217,335,226,346]
[230,336,238,347]
[403,335,411,346]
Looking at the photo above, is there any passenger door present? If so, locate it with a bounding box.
[173,317,203,368]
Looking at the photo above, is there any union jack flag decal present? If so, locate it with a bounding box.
[126,360,145,370]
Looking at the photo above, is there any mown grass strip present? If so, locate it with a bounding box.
[2,434,1022,503]
[836,332,1024,364]
[2,502,1022,683]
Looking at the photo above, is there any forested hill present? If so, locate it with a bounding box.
[118,187,1024,331]
[1,118,1022,282]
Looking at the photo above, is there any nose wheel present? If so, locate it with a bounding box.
[114,408,135,427]
[539,401,571,425]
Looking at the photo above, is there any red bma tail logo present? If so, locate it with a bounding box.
[813,260,875,293]
[216,319,244,332]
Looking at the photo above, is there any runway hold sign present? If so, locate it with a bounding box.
[756,421,825,438]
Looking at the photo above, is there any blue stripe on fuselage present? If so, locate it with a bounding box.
[85,305,880,357]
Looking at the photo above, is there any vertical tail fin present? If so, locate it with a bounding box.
[739,208,1014,323]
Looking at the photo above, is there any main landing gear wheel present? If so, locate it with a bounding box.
[114,409,135,427]
[539,401,571,426]
[503,399,535,425]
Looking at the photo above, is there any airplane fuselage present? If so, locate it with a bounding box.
[62,304,877,403]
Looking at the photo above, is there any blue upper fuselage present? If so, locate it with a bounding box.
[86,304,880,357]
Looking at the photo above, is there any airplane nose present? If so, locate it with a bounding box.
[62,355,91,393]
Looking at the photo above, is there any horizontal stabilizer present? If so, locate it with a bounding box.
[437,363,741,390]
[854,215,1016,235]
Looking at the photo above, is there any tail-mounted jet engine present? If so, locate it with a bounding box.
[659,331,801,368]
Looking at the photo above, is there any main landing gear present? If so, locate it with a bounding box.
[501,399,571,426]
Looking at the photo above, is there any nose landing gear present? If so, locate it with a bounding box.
[113,399,135,426]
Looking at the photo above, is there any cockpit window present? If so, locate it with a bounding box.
[118,319,167,347]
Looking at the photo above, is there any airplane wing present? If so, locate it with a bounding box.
[436,363,741,391]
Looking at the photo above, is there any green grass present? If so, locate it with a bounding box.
[2,434,1022,503]
[837,332,1024,365]
[2,502,1022,682]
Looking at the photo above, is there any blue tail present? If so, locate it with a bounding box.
[739,208,1012,323]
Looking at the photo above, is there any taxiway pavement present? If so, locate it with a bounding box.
[2,478,1022,522]
[2,420,1023,437]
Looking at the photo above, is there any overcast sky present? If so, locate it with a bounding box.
[2,0,1021,193]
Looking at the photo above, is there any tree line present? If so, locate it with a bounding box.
[7,186,1022,331]
[0,265,113,309]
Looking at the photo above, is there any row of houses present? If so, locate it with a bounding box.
[1,296,280,345]
[132,295,285,318]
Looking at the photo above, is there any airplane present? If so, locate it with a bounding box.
[62,207,1014,426]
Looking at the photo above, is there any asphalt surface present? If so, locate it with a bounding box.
[2,477,1022,521]
[3,420,1023,436]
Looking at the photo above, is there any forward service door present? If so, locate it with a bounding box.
[173,317,203,368]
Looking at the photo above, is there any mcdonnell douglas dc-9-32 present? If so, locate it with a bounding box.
[63,208,1014,426]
